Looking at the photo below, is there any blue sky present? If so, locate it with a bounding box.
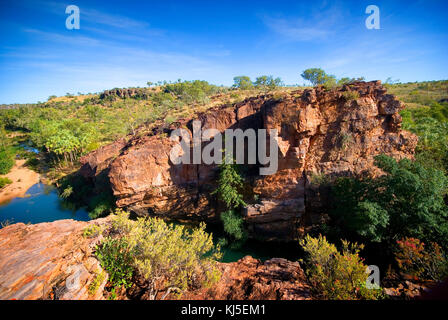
[0,0,447,104]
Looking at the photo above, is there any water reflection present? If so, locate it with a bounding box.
[0,183,90,227]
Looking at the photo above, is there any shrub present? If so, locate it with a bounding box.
[395,237,448,281]
[163,80,221,104]
[0,148,14,174]
[88,270,106,295]
[83,224,103,238]
[253,75,283,91]
[95,237,134,290]
[342,91,360,101]
[0,177,12,189]
[331,155,448,250]
[299,234,383,300]
[109,210,222,299]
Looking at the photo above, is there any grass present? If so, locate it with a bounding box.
[386,80,448,109]
[0,177,12,189]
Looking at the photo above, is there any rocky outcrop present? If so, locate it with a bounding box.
[183,256,311,300]
[99,88,149,100]
[80,81,418,240]
[0,219,109,300]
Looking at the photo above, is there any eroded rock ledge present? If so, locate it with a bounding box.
[80,81,418,240]
[0,218,108,300]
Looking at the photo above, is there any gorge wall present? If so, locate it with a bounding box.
[80,81,418,240]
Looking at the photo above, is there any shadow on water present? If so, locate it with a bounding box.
[206,224,303,263]
[0,183,90,227]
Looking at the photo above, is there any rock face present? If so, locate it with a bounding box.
[183,256,311,300]
[0,219,108,300]
[80,81,418,240]
[99,88,149,100]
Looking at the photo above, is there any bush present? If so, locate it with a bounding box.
[395,237,448,281]
[88,270,106,296]
[331,155,448,250]
[163,80,221,104]
[299,234,383,300]
[342,91,360,101]
[401,107,448,172]
[95,237,134,290]
[109,210,222,299]
[0,177,12,189]
[0,148,14,174]
[83,224,103,238]
[301,68,328,86]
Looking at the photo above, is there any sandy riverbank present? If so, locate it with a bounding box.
[0,159,40,204]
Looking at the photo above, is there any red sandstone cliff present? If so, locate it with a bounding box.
[80,81,418,240]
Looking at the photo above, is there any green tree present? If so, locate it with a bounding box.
[301,68,327,86]
[213,162,246,209]
[233,76,253,90]
[213,161,247,241]
[301,68,337,87]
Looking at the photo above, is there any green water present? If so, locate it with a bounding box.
[0,183,90,226]
[219,239,301,263]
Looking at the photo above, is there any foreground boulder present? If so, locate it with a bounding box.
[80,81,418,240]
[0,219,108,300]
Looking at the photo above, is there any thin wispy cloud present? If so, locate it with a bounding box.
[261,3,346,42]
[263,16,332,41]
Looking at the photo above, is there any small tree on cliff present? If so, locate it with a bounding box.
[212,159,248,241]
[213,160,246,210]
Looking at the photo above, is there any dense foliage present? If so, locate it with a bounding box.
[395,237,448,281]
[95,237,134,291]
[0,148,14,175]
[109,209,222,299]
[299,234,383,300]
[212,161,247,241]
[331,155,448,250]
[0,177,12,189]
[232,75,283,91]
